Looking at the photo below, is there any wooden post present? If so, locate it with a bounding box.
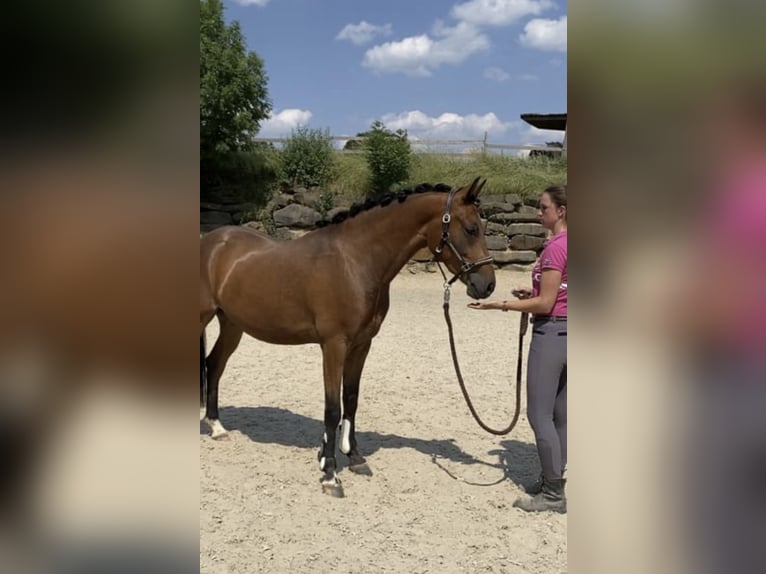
[562,122,567,159]
[482,131,488,155]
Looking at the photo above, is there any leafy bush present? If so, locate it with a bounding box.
[280,126,336,187]
[317,189,336,217]
[365,121,412,197]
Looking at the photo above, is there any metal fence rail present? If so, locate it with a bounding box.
[253,135,566,156]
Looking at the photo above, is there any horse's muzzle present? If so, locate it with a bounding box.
[466,271,495,299]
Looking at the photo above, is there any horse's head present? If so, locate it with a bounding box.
[429,177,496,299]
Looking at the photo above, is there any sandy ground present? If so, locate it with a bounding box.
[200,268,566,574]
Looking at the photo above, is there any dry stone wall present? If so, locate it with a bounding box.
[201,187,548,269]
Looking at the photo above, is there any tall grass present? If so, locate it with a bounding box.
[324,152,566,203]
[254,149,566,208]
[325,153,371,201]
[409,153,567,198]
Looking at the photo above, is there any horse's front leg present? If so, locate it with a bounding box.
[340,340,372,476]
[318,338,346,497]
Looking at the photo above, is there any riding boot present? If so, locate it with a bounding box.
[525,468,566,495]
[524,472,545,495]
[514,478,566,513]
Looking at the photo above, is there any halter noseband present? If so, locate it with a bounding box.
[433,187,494,286]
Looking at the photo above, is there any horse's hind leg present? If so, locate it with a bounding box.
[340,340,373,476]
[200,331,207,417]
[200,298,216,415]
[204,312,243,440]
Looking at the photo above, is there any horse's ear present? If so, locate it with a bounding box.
[475,178,487,197]
[464,177,486,204]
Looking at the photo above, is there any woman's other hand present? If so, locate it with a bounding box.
[512,288,532,300]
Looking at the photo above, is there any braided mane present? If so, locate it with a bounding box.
[315,183,453,228]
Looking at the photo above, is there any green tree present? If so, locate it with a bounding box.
[200,0,275,208]
[365,121,412,197]
[200,0,271,157]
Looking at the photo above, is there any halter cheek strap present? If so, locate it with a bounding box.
[434,188,494,286]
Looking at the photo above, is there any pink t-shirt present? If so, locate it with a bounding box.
[706,167,766,355]
[532,231,567,317]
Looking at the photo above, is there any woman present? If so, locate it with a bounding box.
[674,85,766,574]
[468,185,567,514]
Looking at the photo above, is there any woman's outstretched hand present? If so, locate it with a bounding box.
[468,290,531,311]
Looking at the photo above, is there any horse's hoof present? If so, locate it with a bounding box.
[211,432,230,441]
[321,482,345,498]
[349,462,373,476]
[205,418,229,440]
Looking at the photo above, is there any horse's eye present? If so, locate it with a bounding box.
[465,225,478,237]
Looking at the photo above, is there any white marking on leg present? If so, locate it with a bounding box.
[199,407,206,421]
[205,418,228,439]
[319,457,326,471]
[321,472,340,486]
[339,419,351,455]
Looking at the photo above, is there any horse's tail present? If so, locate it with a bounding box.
[200,331,208,410]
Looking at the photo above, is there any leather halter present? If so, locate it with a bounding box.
[433,187,494,286]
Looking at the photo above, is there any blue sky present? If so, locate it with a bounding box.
[223,0,567,150]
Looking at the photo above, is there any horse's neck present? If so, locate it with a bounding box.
[341,194,441,284]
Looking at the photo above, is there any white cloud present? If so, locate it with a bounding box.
[352,0,563,76]
[363,21,489,77]
[258,109,313,137]
[378,110,518,140]
[519,16,567,52]
[484,66,510,82]
[233,0,271,6]
[336,21,393,46]
[451,0,554,26]
[370,110,566,156]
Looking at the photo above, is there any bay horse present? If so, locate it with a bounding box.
[199,177,496,497]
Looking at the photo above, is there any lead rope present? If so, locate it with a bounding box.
[437,264,527,435]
